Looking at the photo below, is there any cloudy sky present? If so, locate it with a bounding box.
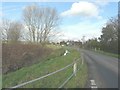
[1,0,118,41]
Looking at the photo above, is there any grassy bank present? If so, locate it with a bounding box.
[64,59,88,88]
[3,46,88,88]
[93,50,120,58]
[0,75,2,90]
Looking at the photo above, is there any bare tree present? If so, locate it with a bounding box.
[42,7,59,43]
[1,19,23,43]
[7,21,22,42]
[1,18,11,42]
[23,5,43,43]
[23,4,60,44]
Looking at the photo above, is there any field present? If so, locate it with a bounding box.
[2,45,88,88]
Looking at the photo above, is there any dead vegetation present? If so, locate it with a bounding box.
[2,43,53,74]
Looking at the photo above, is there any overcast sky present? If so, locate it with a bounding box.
[1,0,118,41]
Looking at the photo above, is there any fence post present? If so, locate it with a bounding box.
[73,61,77,76]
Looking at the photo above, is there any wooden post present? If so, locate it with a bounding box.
[73,62,77,76]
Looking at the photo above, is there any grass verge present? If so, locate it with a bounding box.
[94,50,120,58]
[3,46,88,88]
[0,74,2,89]
[64,60,88,88]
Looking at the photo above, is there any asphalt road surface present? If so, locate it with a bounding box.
[81,49,118,88]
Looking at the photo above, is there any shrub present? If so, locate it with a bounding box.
[2,43,52,74]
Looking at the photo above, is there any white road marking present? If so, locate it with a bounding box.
[90,80,98,88]
[91,86,98,88]
[90,80,96,85]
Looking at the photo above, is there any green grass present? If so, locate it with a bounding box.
[0,74,2,90]
[3,46,88,88]
[64,60,88,88]
[46,48,65,60]
[94,50,120,58]
[46,44,62,50]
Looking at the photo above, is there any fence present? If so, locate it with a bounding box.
[10,58,82,89]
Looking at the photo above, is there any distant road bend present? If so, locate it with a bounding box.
[81,49,118,88]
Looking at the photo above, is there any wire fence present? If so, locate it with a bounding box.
[10,58,82,89]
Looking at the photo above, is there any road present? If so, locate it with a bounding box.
[81,49,118,88]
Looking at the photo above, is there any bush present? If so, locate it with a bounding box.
[2,43,53,74]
